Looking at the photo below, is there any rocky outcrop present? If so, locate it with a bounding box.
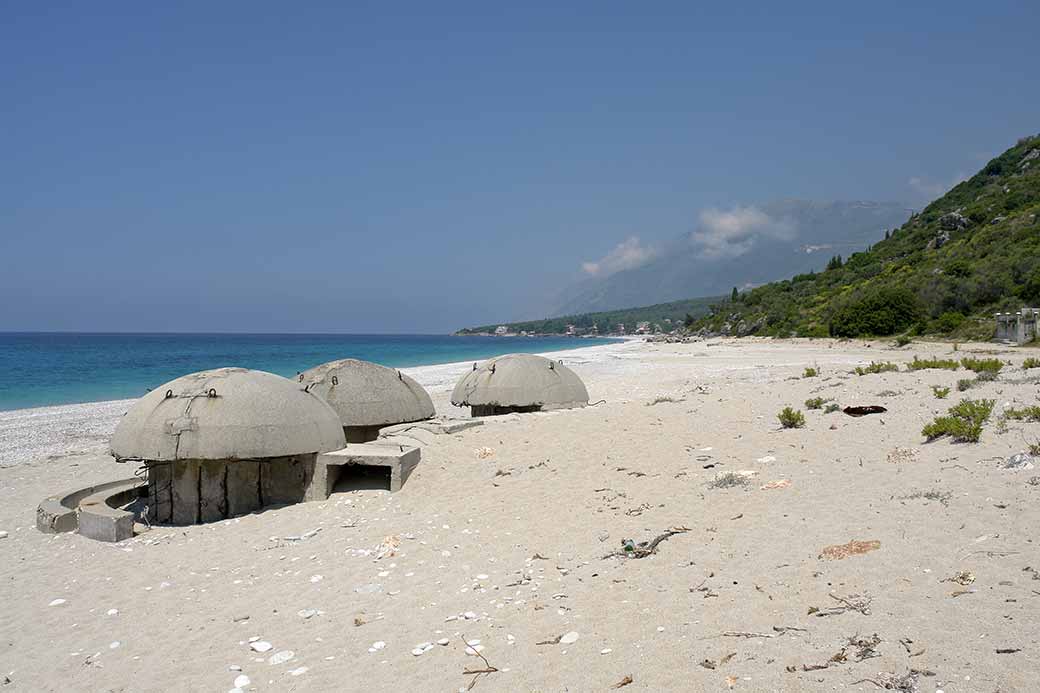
[938,212,970,231]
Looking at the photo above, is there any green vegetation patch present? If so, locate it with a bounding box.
[960,357,1003,374]
[1002,405,1040,422]
[909,356,959,371]
[922,399,995,443]
[932,385,951,399]
[854,361,900,376]
[777,406,806,429]
[804,397,831,410]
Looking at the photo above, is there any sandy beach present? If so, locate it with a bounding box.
[1,337,1039,692]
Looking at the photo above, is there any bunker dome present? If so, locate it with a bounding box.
[298,359,436,442]
[110,368,345,525]
[451,353,589,417]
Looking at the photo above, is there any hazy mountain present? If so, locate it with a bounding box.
[694,134,1040,338]
[552,200,913,315]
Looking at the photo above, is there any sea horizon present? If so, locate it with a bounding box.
[0,332,621,412]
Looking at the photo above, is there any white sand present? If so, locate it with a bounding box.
[1,338,1039,692]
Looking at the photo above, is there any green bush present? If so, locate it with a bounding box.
[805,397,830,410]
[931,311,966,333]
[909,356,960,371]
[960,357,1003,374]
[957,378,974,392]
[829,287,924,338]
[854,361,900,376]
[1003,405,1040,422]
[1023,357,1040,369]
[894,335,912,347]
[802,366,818,378]
[777,407,806,429]
[932,385,951,399]
[824,403,841,414]
[922,399,995,443]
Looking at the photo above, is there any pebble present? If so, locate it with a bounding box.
[106,609,118,616]
[368,641,386,653]
[268,650,294,665]
[48,599,66,607]
[289,667,308,676]
[250,641,273,653]
[109,641,120,649]
[310,575,324,583]
[297,609,317,619]
[463,611,478,620]
[601,648,612,654]
[229,665,242,672]
[560,631,579,645]
[355,583,382,594]
[0,531,8,539]
[475,574,489,580]
[411,642,434,656]
[233,675,250,688]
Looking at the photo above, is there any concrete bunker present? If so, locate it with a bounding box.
[110,368,345,525]
[451,353,589,417]
[298,359,435,443]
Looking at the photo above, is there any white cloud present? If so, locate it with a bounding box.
[690,206,795,259]
[908,173,968,200]
[581,236,657,276]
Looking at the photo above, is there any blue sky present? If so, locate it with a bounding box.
[2,1,1037,332]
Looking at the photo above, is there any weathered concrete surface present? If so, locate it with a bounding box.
[110,368,345,462]
[378,417,484,438]
[261,456,315,506]
[451,353,589,416]
[225,460,261,517]
[171,460,200,525]
[147,462,173,524]
[36,478,139,534]
[76,480,144,543]
[311,444,420,498]
[298,359,436,434]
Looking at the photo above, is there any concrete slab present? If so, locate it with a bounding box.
[311,443,421,499]
[37,478,141,534]
[77,479,145,543]
[378,417,484,439]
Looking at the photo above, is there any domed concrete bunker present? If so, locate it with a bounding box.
[298,359,436,443]
[451,353,589,417]
[110,368,345,525]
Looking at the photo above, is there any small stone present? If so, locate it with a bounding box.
[106,609,118,616]
[560,631,579,645]
[310,575,324,583]
[297,609,317,619]
[463,611,477,620]
[370,641,386,652]
[437,638,450,646]
[229,665,242,671]
[0,531,8,539]
[289,667,308,676]
[475,574,489,580]
[250,641,273,653]
[233,675,250,688]
[601,648,612,654]
[268,650,295,665]
[109,641,120,649]
[48,599,66,607]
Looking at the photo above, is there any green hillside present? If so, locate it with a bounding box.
[694,134,1040,339]
[457,296,720,335]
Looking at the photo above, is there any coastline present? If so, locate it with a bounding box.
[0,339,640,467]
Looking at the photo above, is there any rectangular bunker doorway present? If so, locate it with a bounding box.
[330,463,393,493]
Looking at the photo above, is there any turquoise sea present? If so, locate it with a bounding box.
[0,333,619,412]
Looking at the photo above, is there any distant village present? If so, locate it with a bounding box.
[482,318,681,338]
